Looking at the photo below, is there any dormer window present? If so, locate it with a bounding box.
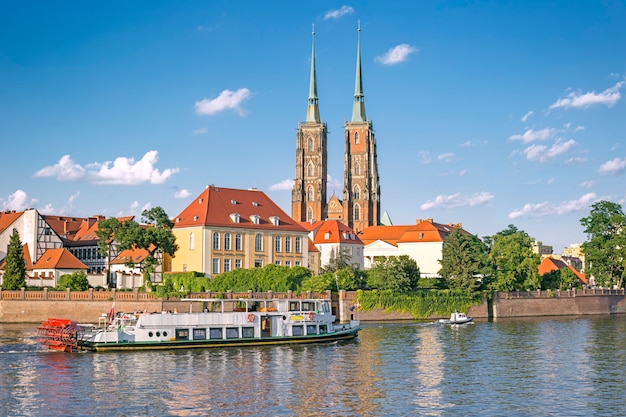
[176,218,181,223]
[250,214,260,225]
[324,232,330,240]
[231,200,237,205]
[199,198,203,204]
[269,216,279,226]
[230,213,240,223]
[252,201,259,207]
[193,216,199,221]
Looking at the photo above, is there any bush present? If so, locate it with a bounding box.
[56,271,90,291]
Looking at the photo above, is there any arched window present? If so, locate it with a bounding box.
[354,132,359,144]
[354,204,361,221]
[307,207,314,222]
[307,186,314,201]
[189,232,195,250]
[255,234,263,252]
[212,232,220,250]
[307,162,314,177]
[224,233,231,250]
[354,162,361,176]
[308,137,314,152]
[235,233,242,251]
[354,185,361,200]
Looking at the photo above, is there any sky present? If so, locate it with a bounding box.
[1,1,625,254]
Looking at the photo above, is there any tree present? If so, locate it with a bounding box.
[580,200,626,288]
[438,228,489,292]
[2,228,26,290]
[96,207,178,287]
[487,225,540,291]
[57,271,90,291]
[367,255,420,292]
[321,247,354,273]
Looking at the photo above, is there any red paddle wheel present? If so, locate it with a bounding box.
[38,318,80,352]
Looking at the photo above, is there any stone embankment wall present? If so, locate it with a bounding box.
[1,288,625,323]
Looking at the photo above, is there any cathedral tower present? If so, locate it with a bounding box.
[292,28,328,223]
[342,25,380,232]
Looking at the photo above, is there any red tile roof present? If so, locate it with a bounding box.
[31,248,88,270]
[0,210,23,234]
[110,248,149,265]
[359,219,467,246]
[299,220,362,245]
[173,186,306,233]
[538,257,587,285]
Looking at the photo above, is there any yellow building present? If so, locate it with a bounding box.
[170,186,309,276]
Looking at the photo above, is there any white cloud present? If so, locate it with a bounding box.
[269,179,294,191]
[509,127,556,143]
[1,189,39,211]
[437,152,454,162]
[174,189,192,199]
[33,154,86,180]
[521,111,534,122]
[68,191,80,204]
[598,157,626,175]
[323,6,354,20]
[193,127,208,135]
[459,140,487,148]
[418,151,431,164]
[580,180,594,188]
[549,80,625,109]
[194,88,251,116]
[524,139,576,162]
[375,44,418,65]
[508,193,597,219]
[420,191,494,210]
[564,157,587,165]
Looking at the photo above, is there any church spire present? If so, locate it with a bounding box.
[351,21,366,123]
[306,24,320,123]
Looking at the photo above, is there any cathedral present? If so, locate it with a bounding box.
[291,26,380,233]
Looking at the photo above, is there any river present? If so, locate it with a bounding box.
[1,315,625,416]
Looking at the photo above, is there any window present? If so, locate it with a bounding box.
[307,186,314,201]
[235,259,242,269]
[189,232,195,250]
[285,236,291,253]
[224,259,231,273]
[307,208,314,222]
[212,258,220,274]
[295,261,301,266]
[210,328,222,339]
[235,234,242,251]
[354,204,361,221]
[226,328,238,339]
[307,163,314,177]
[354,162,361,176]
[254,259,263,268]
[295,237,302,253]
[242,327,254,338]
[224,233,231,250]
[193,328,206,340]
[213,232,220,250]
[275,260,281,265]
[308,137,313,152]
[285,261,291,267]
[255,234,263,251]
[354,132,359,144]
[354,185,361,200]
[275,236,281,252]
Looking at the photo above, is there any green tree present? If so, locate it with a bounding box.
[57,271,90,291]
[580,200,626,288]
[321,248,353,273]
[487,225,540,291]
[2,228,26,290]
[438,228,489,292]
[541,268,581,291]
[367,255,420,292]
[96,207,178,287]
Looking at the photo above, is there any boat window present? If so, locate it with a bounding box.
[210,328,222,339]
[148,332,154,337]
[176,329,189,340]
[320,301,330,313]
[306,325,317,335]
[226,328,238,339]
[193,328,206,340]
[156,332,161,337]
[163,332,168,337]
[242,327,254,338]
[289,301,300,311]
[302,302,314,311]
[292,326,304,336]
[319,325,327,334]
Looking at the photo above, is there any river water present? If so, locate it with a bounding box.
[1,315,625,417]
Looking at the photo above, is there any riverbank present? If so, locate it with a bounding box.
[1,288,625,323]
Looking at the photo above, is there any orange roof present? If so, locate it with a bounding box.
[43,214,124,244]
[359,219,467,246]
[0,243,33,271]
[110,247,149,265]
[538,257,587,285]
[307,237,319,252]
[0,210,23,234]
[173,186,306,233]
[299,220,362,245]
[31,248,88,270]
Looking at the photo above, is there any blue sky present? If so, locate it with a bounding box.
[1,1,625,253]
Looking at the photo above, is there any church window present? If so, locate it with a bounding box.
[354,204,361,221]
[308,137,314,152]
[307,207,314,222]
[307,186,314,201]
[307,162,314,177]
[354,162,361,176]
[354,185,361,200]
[354,132,359,144]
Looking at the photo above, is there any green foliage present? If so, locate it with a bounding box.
[96,207,179,285]
[203,265,311,292]
[356,289,483,319]
[301,267,367,292]
[156,272,211,298]
[57,271,90,291]
[321,248,354,273]
[438,228,490,292]
[416,277,446,289]
[580,200,626,288]
[487,225,540,291]
[541,268,582,291]
[2,228,26,290]
[367,255,420,292]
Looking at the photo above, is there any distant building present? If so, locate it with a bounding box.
[563,243,585,271]
[171,186,310,276]
[299,220,364,272]
[532,241,553,258]
[538,256,587,286]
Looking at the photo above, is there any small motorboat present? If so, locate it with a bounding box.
[437,311,473,325]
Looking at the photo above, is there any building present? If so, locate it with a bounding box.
[292,26,380,233]
[171,186,310,276]
[359,219,471,277]
[299,220,364,272]
[538,256,587,286]
[532,241,553,258]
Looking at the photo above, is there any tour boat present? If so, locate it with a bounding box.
[38,297,360,352]
[437,311,473,325]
